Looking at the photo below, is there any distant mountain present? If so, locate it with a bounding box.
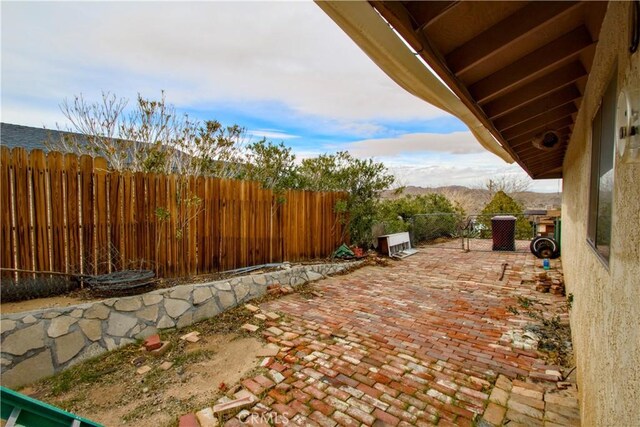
[381,185,561,214]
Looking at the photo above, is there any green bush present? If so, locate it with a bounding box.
[376,194,464,244]
[478,191,532,239]
[297,152,395,248]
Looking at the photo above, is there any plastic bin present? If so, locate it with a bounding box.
[492,215,516,251]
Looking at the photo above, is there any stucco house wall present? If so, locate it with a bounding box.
[562,2,639,425]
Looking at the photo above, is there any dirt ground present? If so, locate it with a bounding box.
[4,260,371,426]
[11,279,319,427]
[1,295,86,314]
[21,333,264,427]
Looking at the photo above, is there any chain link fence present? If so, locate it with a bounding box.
[408,213,466,250]
[406,212,539,252]
[464,213,537,252]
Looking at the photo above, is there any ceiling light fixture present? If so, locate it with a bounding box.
[532,129,562,151]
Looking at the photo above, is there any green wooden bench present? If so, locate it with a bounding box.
[1,386,102,427]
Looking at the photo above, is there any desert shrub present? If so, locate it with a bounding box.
[48,92,398,251]
[478,191,533,239]
[376,194,465,244]
[298,152,395,248]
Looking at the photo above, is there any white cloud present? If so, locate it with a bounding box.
[1,1,447,127]
[287,130,560,192]
[0,1,561,194]
[0,101,66,129]
[247,129,299,140]
[385,153,561,193]
[345,131,485,157]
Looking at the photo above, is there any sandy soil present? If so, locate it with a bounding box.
[3,265,351,425]
[24,333,264,427]
[1,295,87,314]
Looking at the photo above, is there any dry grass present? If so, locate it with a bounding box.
[21,259,379,425]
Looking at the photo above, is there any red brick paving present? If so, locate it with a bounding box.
[195,249,579,426]
[259,250,573,425]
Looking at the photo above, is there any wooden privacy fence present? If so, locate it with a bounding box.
[0,147,348,280]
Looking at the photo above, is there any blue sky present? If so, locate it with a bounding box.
[1,1,561,192]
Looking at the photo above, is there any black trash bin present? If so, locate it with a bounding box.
[492,215,516,251]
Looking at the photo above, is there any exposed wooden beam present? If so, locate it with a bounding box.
[470,26,594,103]
[369,1,527,170]
[528,157,565,174]
[370,0,604,177]
[405,1,460,31]
[501,103,577,140]
[519,147,566,162]
[494,87,581,131]
[519,143,568,163]
[526,153,565,170]
[532,166,564,179]
[369,2,432,54]
[511,127,571,152]
[509,122,573,148]
[484,63,586,119]
[446,1,582,75]
[533,173,563,179]
[505,117,574,147]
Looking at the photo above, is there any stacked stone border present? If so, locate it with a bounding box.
[0,261,361,388]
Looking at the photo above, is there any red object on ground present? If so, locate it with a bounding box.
[178,413,199,427]
[143,334,162,351]
[353,247,364,257]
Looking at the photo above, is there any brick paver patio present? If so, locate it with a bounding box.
[191,248,580,426]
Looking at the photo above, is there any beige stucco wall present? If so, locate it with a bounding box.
[562,2,640,425]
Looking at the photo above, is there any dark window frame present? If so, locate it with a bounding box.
[587,73,617,266]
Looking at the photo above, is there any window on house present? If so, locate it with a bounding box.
[587,75,617,263]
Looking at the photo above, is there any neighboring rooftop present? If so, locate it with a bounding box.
[0,122,90,152]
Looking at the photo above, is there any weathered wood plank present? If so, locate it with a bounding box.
[13,149,33,277]
[79,155,94,274]
[1,147,15,277]
[167,174,178,276]
[47,152,66,273]
[0,149,347,281]
[30,150,50,272]
[94,157,109,274]
[134,172,148,270]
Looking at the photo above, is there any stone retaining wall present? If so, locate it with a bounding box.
[0,262,359,388]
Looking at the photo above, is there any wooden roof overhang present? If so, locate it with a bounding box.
[368,1,608,179]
